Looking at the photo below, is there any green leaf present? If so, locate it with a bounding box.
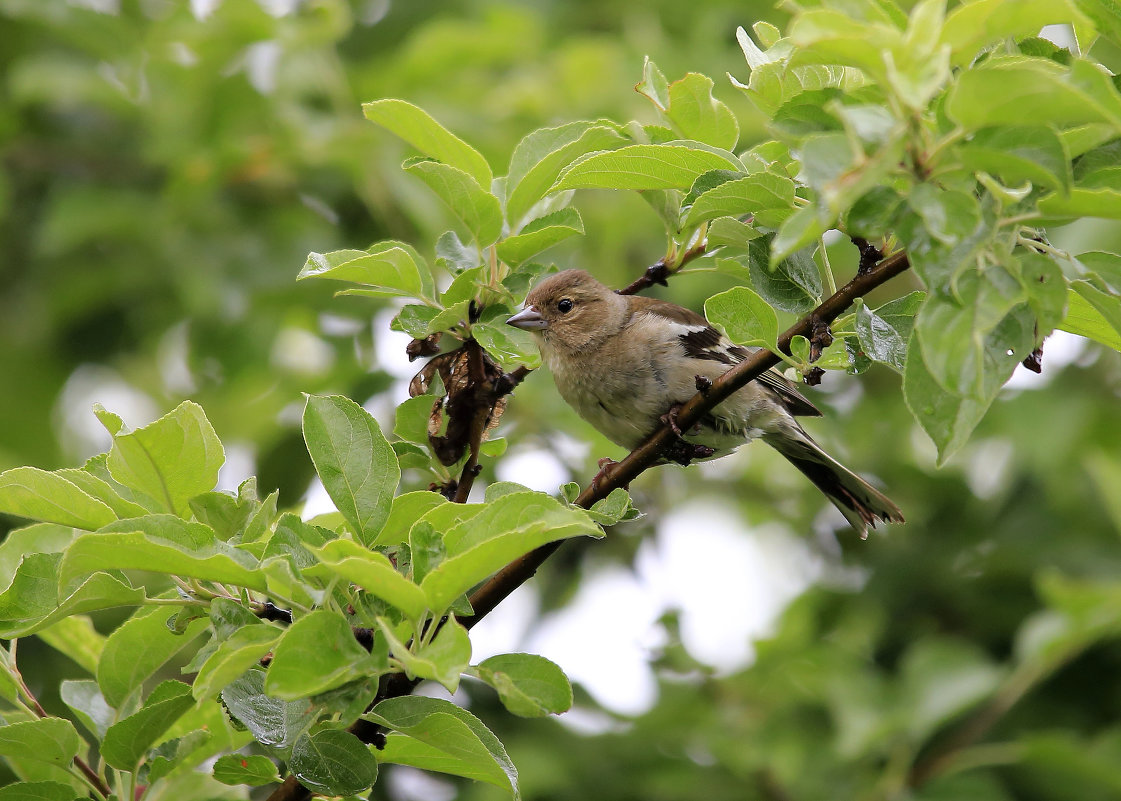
[959,126,1072,193]
[704,286,779,350]
[946,57,1121,131]
[212,754,280,786]
[470,653,573,718]
[378,616,471,693]
[473,321,541,370]
[0,523,73,588]
[681,172,795,231]
[60,517,265,591]
[435,229,481,274]
[306,539,428,621]
[553,144,742,192]
[105,400,224,516]
[771,204,829,265]
[847,186,906,239]
[60,680,114,740]
[56,467,150,520]
[375,491,448,547]
[1061,280,1121,351]
[1080,250,1121,295]
[403,159,503,246]
[101,680,194,770]
[899,638,1003,740]
[585,488,640,526]
[192,624,280,703]
[98,604,207,708]
[854,292,924,373]
[914,267,1033,397]
[418,491,603,614]
[290,729,379,796]
[903,332,997,464]
[0,781,83,801]
[0,553,143,638]
[1018,251,1069,337]
[715,237,822,315]
[665,73,740,150]
[1075,0,1121,46]
[265,609,383,700]
[0,719,80,770]
[302,394,400,547]
[1039,186,1121,220]
[363,99,491,188]
[221,668,316,756]
[188,490,253,542]
[636,56,670,110]
[0,467,116,530]
[496,208,584,267]
[299,245,426,299]
[506,122,628,225]
[394,395,436,446]
[941,0,1088,67]
[409,521,445,584]
[367,696,518,798]
[706,216,763,248]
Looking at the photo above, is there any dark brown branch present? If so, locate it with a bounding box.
[616,242,708,296]
[462,248,911,625]
[265,248,912,801]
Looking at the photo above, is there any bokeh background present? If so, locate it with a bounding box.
[4,1,1121,799]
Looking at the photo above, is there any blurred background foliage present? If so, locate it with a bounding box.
[3,1,1121,799]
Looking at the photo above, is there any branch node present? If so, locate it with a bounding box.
[852,236,884,275]
[256,601,293,624]
[809,315,834,362]
[663,439,716,466]
[694,375,712,395]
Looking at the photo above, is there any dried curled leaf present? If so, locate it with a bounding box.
[409,343,508,466]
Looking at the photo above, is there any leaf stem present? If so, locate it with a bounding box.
[818,235,838,296]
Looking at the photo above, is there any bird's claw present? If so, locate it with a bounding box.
[660,403,685,437]
[592,458,628,492]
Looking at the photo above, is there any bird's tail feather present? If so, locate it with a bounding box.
[763,426,903,539]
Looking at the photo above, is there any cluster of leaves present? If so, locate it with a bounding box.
[0,396,641,799]
[307,0,1121,477]
[4,0,1121,798]
[710,0,1121,463]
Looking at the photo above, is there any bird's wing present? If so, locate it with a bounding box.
[630,295,822,418]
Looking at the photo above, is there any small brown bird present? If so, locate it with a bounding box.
[507,269,903,537]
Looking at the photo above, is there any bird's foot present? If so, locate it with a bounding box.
[662,439,716,466]
[592,457,628,492]
[660,403,686,437]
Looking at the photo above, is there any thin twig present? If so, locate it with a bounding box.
[7,643,112,798]
[616,243,708,296]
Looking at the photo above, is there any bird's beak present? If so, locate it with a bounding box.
[507,305,548,331]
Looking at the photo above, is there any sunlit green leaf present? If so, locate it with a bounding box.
[364,99,492,187]
[303,395,400,547]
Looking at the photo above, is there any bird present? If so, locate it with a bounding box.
[506,269,903,537]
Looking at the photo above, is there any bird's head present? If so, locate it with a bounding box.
[506,269,628,352]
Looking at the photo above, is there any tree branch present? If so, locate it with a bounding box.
[462,248,911,624]
[616,242,708,296]
[264,248,912,801]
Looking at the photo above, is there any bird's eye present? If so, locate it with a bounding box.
[557,298,574,313]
